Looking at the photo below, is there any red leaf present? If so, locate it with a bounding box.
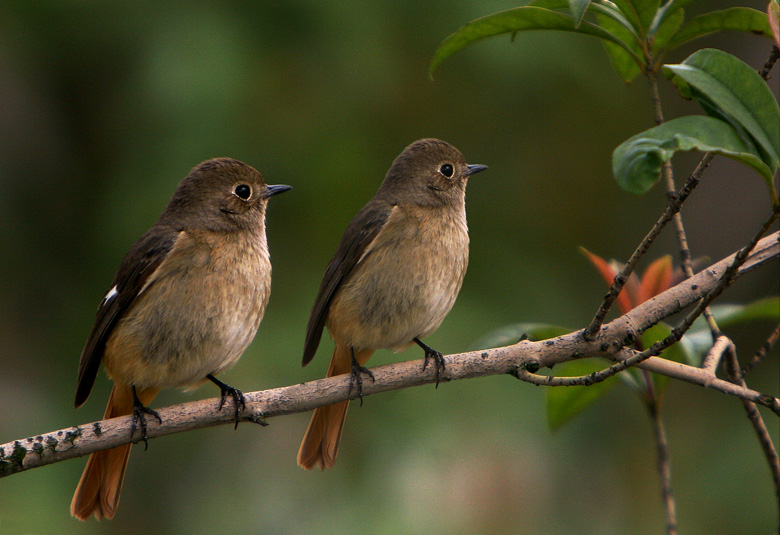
[580,247,636,314]
[637,255,672,305]
[770,1,780,49]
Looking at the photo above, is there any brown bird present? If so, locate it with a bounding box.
[297,138,486,470]
[70,158,290,520]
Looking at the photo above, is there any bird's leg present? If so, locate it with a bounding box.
[414,337,445,388]
[206,373,254,429]
[348,347,375,407]
[130,385,162,450]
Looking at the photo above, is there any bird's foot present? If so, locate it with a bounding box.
[130,386,162,450]
[348,351,375,407]
[415,337,445,388]
[207,374,246,429]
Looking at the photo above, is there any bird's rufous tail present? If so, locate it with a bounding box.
[297,346,373,470]
[70,384,159,521]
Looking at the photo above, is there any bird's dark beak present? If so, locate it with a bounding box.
[263,184,292,198]
[465,164,488,176]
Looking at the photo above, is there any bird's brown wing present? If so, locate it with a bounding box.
[74,227,181,408]
[302,200,394,366]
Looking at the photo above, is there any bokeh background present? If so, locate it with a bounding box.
[1,1,778,534]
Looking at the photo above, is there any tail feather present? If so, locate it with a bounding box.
[297,346,373,470]
[70,384,159,521]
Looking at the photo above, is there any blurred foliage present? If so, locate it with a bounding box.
[0,1,777,534]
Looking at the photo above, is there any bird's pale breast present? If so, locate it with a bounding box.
[103,230,271,390]
[327,204,468,352]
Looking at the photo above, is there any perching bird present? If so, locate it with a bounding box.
[71,158,290,520]
[297,138,486,470]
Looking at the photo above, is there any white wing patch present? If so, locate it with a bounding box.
[100,285,119,308]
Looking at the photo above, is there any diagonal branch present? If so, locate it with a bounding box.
[1,232,778,478]
[723,341,780,523]
[583,154,712,339]
[742,323,780,376]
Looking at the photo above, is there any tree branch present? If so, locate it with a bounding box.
[644,375,677,535]
[759,45,780,79]
[742,323,780,376]
[1,232,778,478]
[723,341,780,523]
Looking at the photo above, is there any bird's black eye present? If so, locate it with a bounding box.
[234,184,251,200]
[439,163,454,178]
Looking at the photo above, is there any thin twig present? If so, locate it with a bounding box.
[653,70,722,340]
[1,232,778,477]
[642,372,677,535]
[724,342,780,525]
[583,154,713,339]
[759,45,780,79]
[742,323,780,377]
[665,204,780,342]
[515,333,674,384]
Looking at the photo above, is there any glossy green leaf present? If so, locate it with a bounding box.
[634,0,661,34]
[529,0,570,9]
[664,49,780,180]
[546,359,619,431]
[649,0,695,35]
[567,0,592,27]
[613,116,772,195]
[666,8,772,51]
[612,0,661,36]
[598,11,643,82]
[609,0,642,35]
[429,6,638,77]
[650,7,684,56]
[472,323,570,349]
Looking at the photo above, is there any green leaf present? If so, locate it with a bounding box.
[611,0,661,36]
[666,8,773,50]
[429,6,639,77]
[608,0,642,35]
[649,0,696,35]
[685,298,780,358]
[664,49,780,181]
[567,0,592,27]
[598,11,643,82]
[711,297,780,327]
[528,0,570,9]
[613,116,773,195]
[546,359,619,431]
[472,323,570,349]
[650,7,684,58]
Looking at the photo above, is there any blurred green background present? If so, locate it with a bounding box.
[1,1,778,534]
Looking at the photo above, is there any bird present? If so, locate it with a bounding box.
[70,157,290,520]
[297,138,486,470]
